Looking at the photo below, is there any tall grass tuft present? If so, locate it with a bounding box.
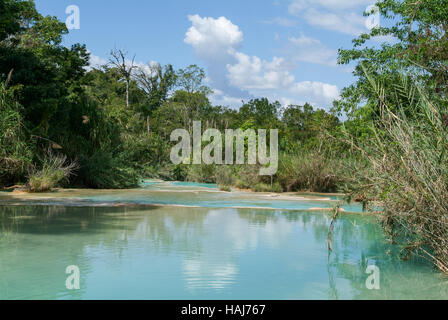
[277,152,347,193]
[27,150,78,192]
[351,72,448,273]
[0,83,32,187]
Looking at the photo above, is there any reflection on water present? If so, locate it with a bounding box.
[1,204,447,300]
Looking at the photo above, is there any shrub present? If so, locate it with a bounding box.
[77,151,139,189]
[219,185,232,192]
[277,152,346,193]
[253,182,283,193]
[0,83,32,187]
[215,166,235,186]
[27,151,78,192]
[351,74,448,273]
[234,179,250,190]
[232,165,260,190]
[185,164,216,184]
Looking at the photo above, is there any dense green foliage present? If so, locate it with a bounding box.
[335,0,448,119]
[0,82,31,186]
[0,0,140,188]
[334,0,448,272]
[351,75,448,273]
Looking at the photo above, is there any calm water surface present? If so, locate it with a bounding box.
[0,181,447,300]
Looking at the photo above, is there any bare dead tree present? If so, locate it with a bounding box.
[109,49,137,108]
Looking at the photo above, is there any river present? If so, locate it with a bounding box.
[0,181,447,299]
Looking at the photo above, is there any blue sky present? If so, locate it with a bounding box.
[35,0,382,110]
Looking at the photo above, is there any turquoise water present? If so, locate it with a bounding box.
[0,181,363,212]
[0,183,447,300]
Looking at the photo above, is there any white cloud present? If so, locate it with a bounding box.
[226,52,339,107]
[185,14,243,62]
[134,60,160,76]
[184,15,340,109]
[210,89,243,108]
[289,0,372,13]
[256,81,339,107]
[287,34,337,66]
[87,54,107,70]
[288,0,374,35]
[262,17,298,27]
[290,81,340,104]
[288,33,320,47]
[184,14,250,104]
[303,9,366,35]
[227,53,295,90]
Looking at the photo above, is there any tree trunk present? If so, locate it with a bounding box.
[126,80,130,108]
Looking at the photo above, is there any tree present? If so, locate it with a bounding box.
[0,0,141,188]
[109,48,137,109]
[283,103,339,151]
[0,0,37,43]
[135,63,177,134]
[335,0,448,120]
[239,98,281,129]
[176,64,210,95]
[176,65,212,129]
[0,0,90,137]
